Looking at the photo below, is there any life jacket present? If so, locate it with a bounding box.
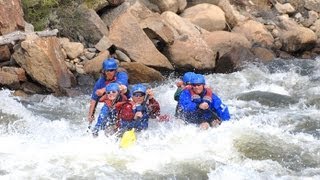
[117,101,135,121]
[117,100,151,122]
[189,87,213,104]
[99,94,127,127]
[147,98,160,118]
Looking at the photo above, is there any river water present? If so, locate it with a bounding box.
[0,58,319,179]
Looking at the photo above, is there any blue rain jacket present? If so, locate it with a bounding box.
[91,71,128,101]
[178,89,230,124]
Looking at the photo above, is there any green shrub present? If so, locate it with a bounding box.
[22,0,59,30]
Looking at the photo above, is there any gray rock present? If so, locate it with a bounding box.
[237,91,298,107]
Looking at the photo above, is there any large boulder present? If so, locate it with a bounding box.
[233,20,274,48]
[145,0,187,13]
[101,1,131,28]
[120,62,165,83]
[102,1,176,48]
[181,3,226,32]
[305,0,320,13]
[161,11,215,70]
[215,46,255,73]
[109,11,173,70]
[251,47,275,62]
[202,31,251,57]
[161,11,208,37]
[166,35,216,70]
[278,16,317,52]
[55,4,108,47]
[218,0,243,28]
[0,0,24,35]
[280,28,317,52]
[102,1,179,54]
[123,1,177,49]
[12,35,76,95]
[186,0,243,28]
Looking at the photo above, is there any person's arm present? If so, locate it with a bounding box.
[91,77,105,101]
[88,99,97,123]
[115,71,129,94]
[174,88,183,101]
[179,90,198,112]
[116,71,129,87]
[96,88,106,97]
[212,94,230,121]
[88,78,104,122]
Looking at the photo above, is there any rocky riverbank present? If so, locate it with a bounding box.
[1,0,320,96]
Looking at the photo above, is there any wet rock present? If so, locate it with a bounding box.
[306,96,320,108]
[237,91,298,107]
[21,81,46,94]
[251,47,275,62]
[109,10,173,70]
[215,46,255,73]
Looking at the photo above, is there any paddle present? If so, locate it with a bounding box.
[207,108,222,127]
[86,89,105,134]
[86,101,98,133]
[86,123,92,133]
[119,128,136,148]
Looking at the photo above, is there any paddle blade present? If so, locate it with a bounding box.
[120,129,136,148]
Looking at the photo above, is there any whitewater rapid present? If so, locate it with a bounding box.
[0,58,319,179]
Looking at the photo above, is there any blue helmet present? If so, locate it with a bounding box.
[190,74,205,84]
[131,84,147,94]
[102,58,118,71]
[182,72,195,84]
[105,83,119,92]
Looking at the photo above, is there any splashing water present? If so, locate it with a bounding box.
[0,58,320,179]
